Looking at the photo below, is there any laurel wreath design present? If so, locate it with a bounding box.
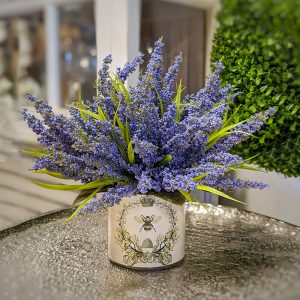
[115,198,179,266]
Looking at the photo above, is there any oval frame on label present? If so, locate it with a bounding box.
[108,194,185,270]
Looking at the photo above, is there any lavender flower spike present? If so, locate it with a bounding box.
[22,41,275,219]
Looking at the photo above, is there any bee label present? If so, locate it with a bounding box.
[108,195,185,269]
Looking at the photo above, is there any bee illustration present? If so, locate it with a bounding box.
[134,215,161,232]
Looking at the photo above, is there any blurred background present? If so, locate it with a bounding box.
[0,0,299,230]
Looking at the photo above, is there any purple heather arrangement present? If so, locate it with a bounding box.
[22,40,275,221]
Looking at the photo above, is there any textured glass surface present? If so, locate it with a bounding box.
[0,204,300,300]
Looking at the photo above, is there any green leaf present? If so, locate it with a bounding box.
[179,103,199,109]
[208,130,254,149]
[112,127,128,163]
[127,141,135,165]
[78,178,121,190]
[157,154,172,167]
[178,190,206,208]
[125,119,131,145]
[34,169,67,179]
[238,164,265,172]
[154,87,164,118]
[97,106,107,121]
[75,107,104,121]
[66,187,101,222]
[110,77,121,94]
[208,119,247,143]
[260,85,268,93]
[244,153,261,162]
[174,81,184,122]
[33,178,121,191]
[115,115,133,149]
[115,76,130,104]
[279,95,287,105]
[112,101,129,163]
[193,172,208,182]
[116,118,126,142]
[222,105,241,128]
[213,163,237,171]
[21,148,49,158]
[180,103,227,113]
[33,181,83,191]
[196,185,245,205]
[216,162,265,173]
[73,189,96,205]
[224,130,254,137]
[206,119,249,150]
[178,190,192,203]
[265,86,274,96]
[111,74,130,105]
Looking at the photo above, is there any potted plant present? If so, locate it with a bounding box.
[22,40,274,270]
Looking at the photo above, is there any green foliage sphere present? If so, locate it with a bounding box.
[211,0,300,177]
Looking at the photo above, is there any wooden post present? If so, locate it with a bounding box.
[95,0,141,86]
[44,3,61,107]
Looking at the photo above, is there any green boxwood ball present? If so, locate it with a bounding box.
[211,0,300,177]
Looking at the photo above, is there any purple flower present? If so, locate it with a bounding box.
[22,40,274,215]
[117,53,144,83]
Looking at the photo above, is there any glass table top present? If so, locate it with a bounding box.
[0,204,299,300]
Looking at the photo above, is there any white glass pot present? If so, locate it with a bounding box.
[108,194,185,270]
